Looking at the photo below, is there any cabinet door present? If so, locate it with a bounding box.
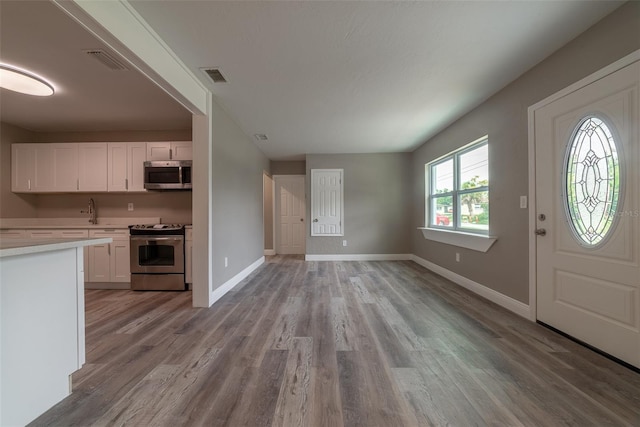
[146,142,171,161]
[11,144,36,192]
[88,244,110,282]
[107,143,128,191]
[33,144,55,192]
[52,143,79,191]
[59,230,90,283]
[26,229,58,239]
[110,240,131,282]
[185,240,193,284]
[79,143,108,191]
[171,142,192,160]
[59,230,89,239]
[127,143,147,191]
[146,141,192,161]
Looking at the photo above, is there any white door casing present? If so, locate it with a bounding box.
[533,57,639,368]
[275,175,306,254]
[311,169,344,236]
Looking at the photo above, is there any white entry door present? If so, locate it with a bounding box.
[535,59,639,368]
[275,175,306,254]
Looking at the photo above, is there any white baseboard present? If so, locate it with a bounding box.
[209,256,265,306]
[264,249,276,256]
[410,255,531,319]
[305,254,412,261]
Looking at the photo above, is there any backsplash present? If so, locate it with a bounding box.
[34,192,192,224]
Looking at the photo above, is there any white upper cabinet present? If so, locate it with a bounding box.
[16,143,78,192]
[32,144,55,192]
[107,142,147,192]
[107,143,128,191]
[11,144,36,192]
[171,142,192,160]
[128,143,147,191]
[51,143,79,192]
[78,143,107,192]
[12,141,186,193]
[146,141,192,161]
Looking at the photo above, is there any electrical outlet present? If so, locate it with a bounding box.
[128,203,134,211]
[224,257,228,267]
[343,240,347,247]
[456,252,461,262]
[520,196,527,209]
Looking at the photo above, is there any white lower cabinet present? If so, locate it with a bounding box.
[185,227,193,284]
[24,229,90,282]
[88,229,130,283]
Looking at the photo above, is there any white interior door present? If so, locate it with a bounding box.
[275,175,306,255]
[535,60,639,368]
[310,169,344,236]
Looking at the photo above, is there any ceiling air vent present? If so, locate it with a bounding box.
[202,68,228,83]
[84,49,128,71]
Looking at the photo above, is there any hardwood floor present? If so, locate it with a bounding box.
[30,256,640,426]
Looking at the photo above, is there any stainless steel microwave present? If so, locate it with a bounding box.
[143,160,192,190]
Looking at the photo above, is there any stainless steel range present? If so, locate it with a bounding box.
[129,224,186,291]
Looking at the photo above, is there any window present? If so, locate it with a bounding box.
[426,137,489,234]
[564,115,621,247]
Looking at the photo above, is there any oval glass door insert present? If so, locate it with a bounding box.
[564,116,621,247]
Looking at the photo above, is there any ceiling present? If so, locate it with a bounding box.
[1,1,623,160]
[0,1,192,133]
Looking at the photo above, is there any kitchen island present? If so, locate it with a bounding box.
[0,237,111,426]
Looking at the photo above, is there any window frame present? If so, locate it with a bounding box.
[426,136,489,235]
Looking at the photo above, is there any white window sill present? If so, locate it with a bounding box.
[417,227,497,252]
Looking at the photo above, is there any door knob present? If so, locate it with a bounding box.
[313,219,318,223]
[535,228,547,236]
[300,218,304,222]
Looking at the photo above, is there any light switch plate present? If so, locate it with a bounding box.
[520,196,527,209]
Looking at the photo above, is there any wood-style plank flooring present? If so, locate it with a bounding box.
[30,256,640,426]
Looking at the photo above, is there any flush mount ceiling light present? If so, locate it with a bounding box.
[0,63,54,96]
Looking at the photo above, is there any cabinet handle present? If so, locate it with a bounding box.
[170,148,173,160]
[108,244,111,256]
[77,179,79,190]
[28,179,31,190]
[125,178,128,190]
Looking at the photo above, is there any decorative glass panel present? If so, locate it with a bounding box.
[564,116,620,247]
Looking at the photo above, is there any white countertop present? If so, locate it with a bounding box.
[0,238,112,258]
[0,217,161,230]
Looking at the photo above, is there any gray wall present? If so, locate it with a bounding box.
[0,124,193,223]
[211,98,270,289]
[271,160,306,175]
[306,153,412,255]
[411,1,640,304]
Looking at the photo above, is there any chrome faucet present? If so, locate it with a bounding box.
[81,198,97,224]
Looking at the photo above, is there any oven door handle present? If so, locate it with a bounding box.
[130,236,183,243]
